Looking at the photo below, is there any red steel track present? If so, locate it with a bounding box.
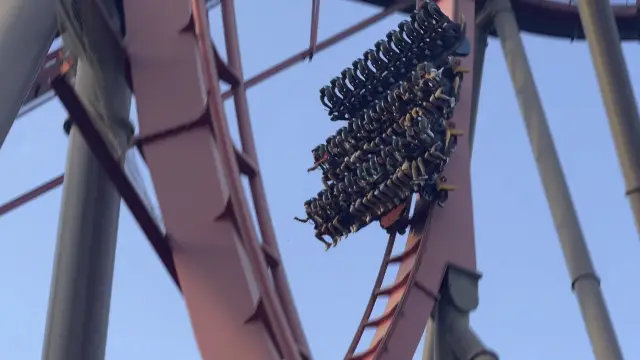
[3,0,638,359]
[121,0,478,358]
[11,0,474,359]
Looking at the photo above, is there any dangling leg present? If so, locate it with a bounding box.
[370,189,388,212]
[350,203,367,218]
[315,230,332,251]
[373,186,396,214]
[417,158,428,179]
[364,191,385,222]
[396,162,414,187]
[445,121,464,152]
[332,218,349,239]
[432,87,451,102]
[380,181,404,208]
[350,204,368,232]
[435,176,456,207]
[350,213,368,233]
[390,170,411,192]
[325,224,341,247]
[410,161,425,192]
[411,161,425,183]
[459,14,467,36]
[453,75,462,94]
[437,189,449,207]
[329,169,342,183]
[331,235,341,247]
[355,198,373,214]
[428,143,447,161]
[374,186,395,204]
[322,176,330,189]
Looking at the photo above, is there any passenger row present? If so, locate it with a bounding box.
[296,57,467,250]
[319,0,467,121]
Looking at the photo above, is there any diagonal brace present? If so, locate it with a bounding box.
[51,73,180,289]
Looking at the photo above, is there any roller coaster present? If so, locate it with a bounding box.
[297,2,469,251]
[9,1,495,358]
[3,0,639,359]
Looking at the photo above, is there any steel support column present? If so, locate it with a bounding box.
[42,59,131,360]
[0,0,57,150]
[576,0,640,240]
[432,268,498,360]
[491,0,624,359]
[422,319,436,360]
[42,1,132,358]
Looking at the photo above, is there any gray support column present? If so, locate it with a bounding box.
[576,0,640,239]
[434,301,450,360]
[42,1,131,359]
[432,268,498,360]
[0,0,57,150]
[422,319,436,360]
[490,1,624,359]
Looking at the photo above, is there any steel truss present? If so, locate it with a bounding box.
[2,0,638,359]
[49,0,489,358]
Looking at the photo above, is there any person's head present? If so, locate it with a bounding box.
[312,145,324,160]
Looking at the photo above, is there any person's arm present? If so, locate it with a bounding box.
[307,153,329,172]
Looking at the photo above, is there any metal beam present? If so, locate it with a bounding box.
[0,0,57,150]
[41,1,132,358]
[577,0,640,241]
[490,0,624,359]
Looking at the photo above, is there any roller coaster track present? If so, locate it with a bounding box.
[44,0,477,359]
[6,0,638,358]
[123,0,477,356]
[345,200,442,360]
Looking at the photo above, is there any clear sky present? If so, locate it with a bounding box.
[1,1,639,359]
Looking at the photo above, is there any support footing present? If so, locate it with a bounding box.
[433,266,498,360]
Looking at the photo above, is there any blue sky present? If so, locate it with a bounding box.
[1,1,639,359]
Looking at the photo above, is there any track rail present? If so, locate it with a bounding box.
[125,0,476,358]
[346,200,443,360]
[341,1,479,359]
[344,0,478,358]
[347,231,398,357]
